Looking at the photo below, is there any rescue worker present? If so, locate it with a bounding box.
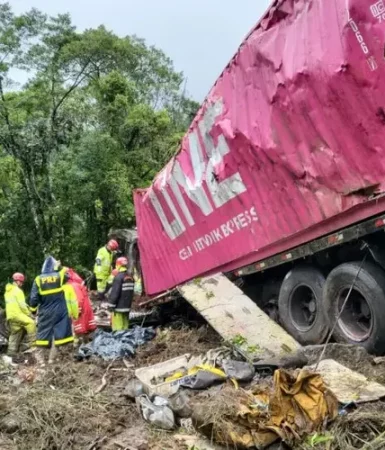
[4,273,36,359]
[29,256,78,365]
[63,272,80,323]
[65,268,96,344]
[106,268,119,296]
[107,257,134,331]
[93,239,119,302]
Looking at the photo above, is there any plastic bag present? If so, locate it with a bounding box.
[177,365,227,390]
[222,360,255,381]
[77,326,156,361]
[124,380,144,400]
[166,364,227,390]
[138,394,175,430]
[153,396,170,407]
[168,390,192,418]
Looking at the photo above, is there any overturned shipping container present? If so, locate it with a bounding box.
[134,0,385,296]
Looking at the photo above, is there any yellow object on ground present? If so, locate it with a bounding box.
[165,364,227,383]
[165,370,187,382]
[194,368,338,449]
[188,364,227,378]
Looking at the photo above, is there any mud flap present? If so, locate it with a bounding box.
[178,274,301,359]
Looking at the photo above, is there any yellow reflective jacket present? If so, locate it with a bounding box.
[93,246,113,283]
[63,284,79,320]
[4,283,31,321]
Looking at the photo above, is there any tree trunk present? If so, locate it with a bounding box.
[21,171,46,255]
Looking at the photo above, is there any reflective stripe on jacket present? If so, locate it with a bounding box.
[4,283,31,321]
[107,267,134,312]
[35,270,66,295]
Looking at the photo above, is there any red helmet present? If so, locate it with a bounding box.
[116,257,128,268]
[12,273,25,283]
[107,239,119,251]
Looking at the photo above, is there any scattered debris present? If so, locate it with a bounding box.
[168,390,192,418]
[174,434,226,449]
[0,362,139,449]
[373,356,385,365]
[254,350,309,371]
[137,394,175,430]
[135,325,222,367]
[326,402,385,450]
[136,354,190,397]
[136,351,243,397]
[192,369,338,449]
[2,313,385,450]
[178,274,301,359]
[93,361,113,395]
[124,379,145,400]
[77,327,156,361]
[311,359,385,404]
[93,300,160,329]
[222,360,255,381]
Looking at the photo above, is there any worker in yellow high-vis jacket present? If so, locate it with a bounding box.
[4,273,36,359]
[93,239,119,301]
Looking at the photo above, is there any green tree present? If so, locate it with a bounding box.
[0,2,199,287]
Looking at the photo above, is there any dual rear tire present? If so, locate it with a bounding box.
[278,262,385,353]
[278,266,328,345]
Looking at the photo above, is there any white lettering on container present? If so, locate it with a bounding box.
[150,99,248,240]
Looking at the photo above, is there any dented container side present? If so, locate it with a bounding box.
[134,0,385,295]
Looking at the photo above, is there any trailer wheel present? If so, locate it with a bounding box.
[261,280,282,323]
[278,266,328,345]
[323,262,385,354]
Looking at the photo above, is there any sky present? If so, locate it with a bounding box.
[11,0,271,102]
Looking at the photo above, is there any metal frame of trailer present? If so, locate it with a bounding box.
[233,213,385,278]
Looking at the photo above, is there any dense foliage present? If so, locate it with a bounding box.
[0,3,198,287]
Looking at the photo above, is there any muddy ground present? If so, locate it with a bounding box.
[1,325,385,450]
[0,325,220,450]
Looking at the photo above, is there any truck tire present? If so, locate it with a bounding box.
[323,262,385,354]
[278,266,328,345]
[261,280,282,323]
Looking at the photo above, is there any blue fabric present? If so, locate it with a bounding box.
[77,327,156,361]
[30,256,73,346]
[41,256,57,274]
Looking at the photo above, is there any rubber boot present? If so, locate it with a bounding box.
[48,342,57,364]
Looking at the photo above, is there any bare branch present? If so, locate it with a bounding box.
[51,60,91,122]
